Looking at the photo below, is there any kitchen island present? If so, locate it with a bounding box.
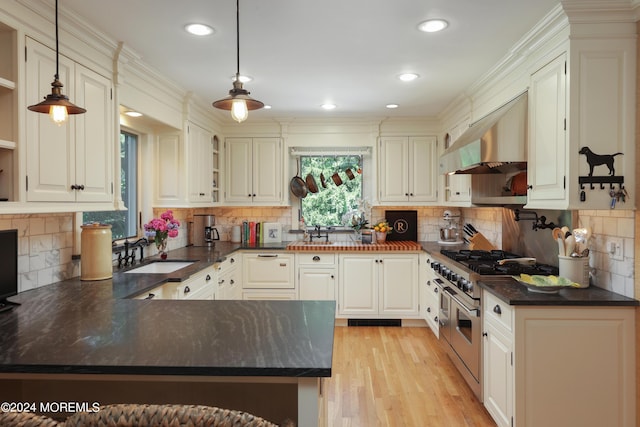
[0,244,335,426]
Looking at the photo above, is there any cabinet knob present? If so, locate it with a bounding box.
[230,258,235,263]
[252,194,256,197]
[427,280,431,286]
[184,286,191,294]
[313,256,320,261]
[330,275,334,279]
[482,332,488,337]
[218,279,225,285]
[405,193,409,196]
[409,193,414,196]
[205,274,211,281]
[427,307,431,313]
[434,315,438,322]
[527,185,533,190]
[78,184,84,190]
[230,279,234,284]
[434,287,439,293]
[493,304,502,315]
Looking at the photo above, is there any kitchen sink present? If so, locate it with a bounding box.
[124,261,194,274]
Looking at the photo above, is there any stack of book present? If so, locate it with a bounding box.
[240,221,282,244]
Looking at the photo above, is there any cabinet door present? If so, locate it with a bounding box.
[225,137,253,203]
[243,253,294,289]
[26,38,75,202]
[483,322,513,427]
[408,136,437,202]
[379,255,419,316]
[299,267,335,301]
[338,255,377,316]
[156,133,183,202]
[251,138,281,203]
[74,63,113,202]
[187,122,213,203]
[378,137,409,202]
[527,53,566,205]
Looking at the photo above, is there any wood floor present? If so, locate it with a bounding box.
[325,326,496,427]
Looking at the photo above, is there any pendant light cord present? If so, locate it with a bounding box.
[236,0,240,76]
[54,0,59,80]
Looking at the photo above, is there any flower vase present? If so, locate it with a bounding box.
[156,237,168,259]
[375,231,387,243]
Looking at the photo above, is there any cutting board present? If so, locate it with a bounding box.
[384,210,418,241]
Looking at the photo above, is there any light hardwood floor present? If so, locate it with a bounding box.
[326,326,496,427]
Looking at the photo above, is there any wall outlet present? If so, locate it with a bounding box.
[608,237,624,261]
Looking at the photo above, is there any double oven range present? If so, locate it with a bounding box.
[428,249,559,400]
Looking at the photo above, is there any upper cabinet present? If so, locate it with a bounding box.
[526,31,635,210]
[25,37,113,203]
[378,136,437,204]
[442,118,472,206]
[225,137,283,205]
[0,23,17,202]
[186,122,215,204]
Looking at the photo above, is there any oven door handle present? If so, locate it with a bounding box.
[446,289,480,317]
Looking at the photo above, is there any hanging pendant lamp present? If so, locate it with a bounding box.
[212,0,263,123]
[28,0,86,125]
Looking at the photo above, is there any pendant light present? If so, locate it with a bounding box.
[212,0,263,123]
[28,0,86,125]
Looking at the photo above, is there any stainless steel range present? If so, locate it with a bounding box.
[428,249,558,400]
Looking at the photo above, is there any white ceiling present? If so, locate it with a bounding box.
[61,0,561,121]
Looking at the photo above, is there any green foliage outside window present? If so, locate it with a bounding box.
[300,156,362,227]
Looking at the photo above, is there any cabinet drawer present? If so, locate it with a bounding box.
[484,291,513,332]
[297,253,336,265]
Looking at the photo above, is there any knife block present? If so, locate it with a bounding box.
[469,232,496,251]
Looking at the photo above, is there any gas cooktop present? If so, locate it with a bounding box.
[439,249,559,276]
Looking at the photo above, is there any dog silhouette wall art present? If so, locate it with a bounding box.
[579,146,623,176]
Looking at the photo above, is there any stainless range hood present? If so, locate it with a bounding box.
[439,92,528,175]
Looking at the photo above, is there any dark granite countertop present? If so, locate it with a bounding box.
[0,242,334,378]
[478,276,639,307]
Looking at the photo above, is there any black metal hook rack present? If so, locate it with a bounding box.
[578,176,624,190]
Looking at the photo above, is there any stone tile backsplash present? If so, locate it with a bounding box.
[1,206,635,299]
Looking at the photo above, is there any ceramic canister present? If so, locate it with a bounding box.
[81,223,113,281]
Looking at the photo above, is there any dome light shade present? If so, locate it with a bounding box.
[28,0,86,125]
[212,0,263,122]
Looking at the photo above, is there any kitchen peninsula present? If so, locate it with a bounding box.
[0,243,334,427]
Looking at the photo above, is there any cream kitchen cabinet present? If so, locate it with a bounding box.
[338,254,419,318]
[225,137,282,205]
[297,253,336,303]
[420,252,440,337]
[527,31,635,210]
[187,122,215,204]
[25,37,113,203]
[242,252,296,300]
[0,23,17,202]
[378,136,437,204]
[216,253,241,300]
[482,289,636,427]
[134,265,217,300]
[442,117,472,206]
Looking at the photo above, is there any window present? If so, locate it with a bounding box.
[299,155,362,227]
[83,131,138,240]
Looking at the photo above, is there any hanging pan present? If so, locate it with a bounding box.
[290,158,308,198]
[306,173,319,193]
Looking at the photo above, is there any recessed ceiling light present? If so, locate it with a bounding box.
[263,105,272,109]
[321,104,336,110]
[418,19,448,33]
[231,75,252,83]
[124,111,143,117]
[398,73,419,82]
[386,104,399,109]
[184,23,214,36]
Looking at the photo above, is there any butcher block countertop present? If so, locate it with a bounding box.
[286,240,423,252]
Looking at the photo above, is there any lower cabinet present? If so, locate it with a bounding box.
[482,289,636,427]
[421,252,440,337]
[338,254,419,318]
[242,252,296,300]
[216,254,242,300]
[297,253,336,302]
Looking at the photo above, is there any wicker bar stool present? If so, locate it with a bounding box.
[0,411,60,426]
[62,404,282,426]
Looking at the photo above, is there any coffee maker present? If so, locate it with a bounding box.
[193,214,220,246]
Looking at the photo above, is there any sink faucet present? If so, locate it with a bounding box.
[116,237,149,268]
[309,225,329,242]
